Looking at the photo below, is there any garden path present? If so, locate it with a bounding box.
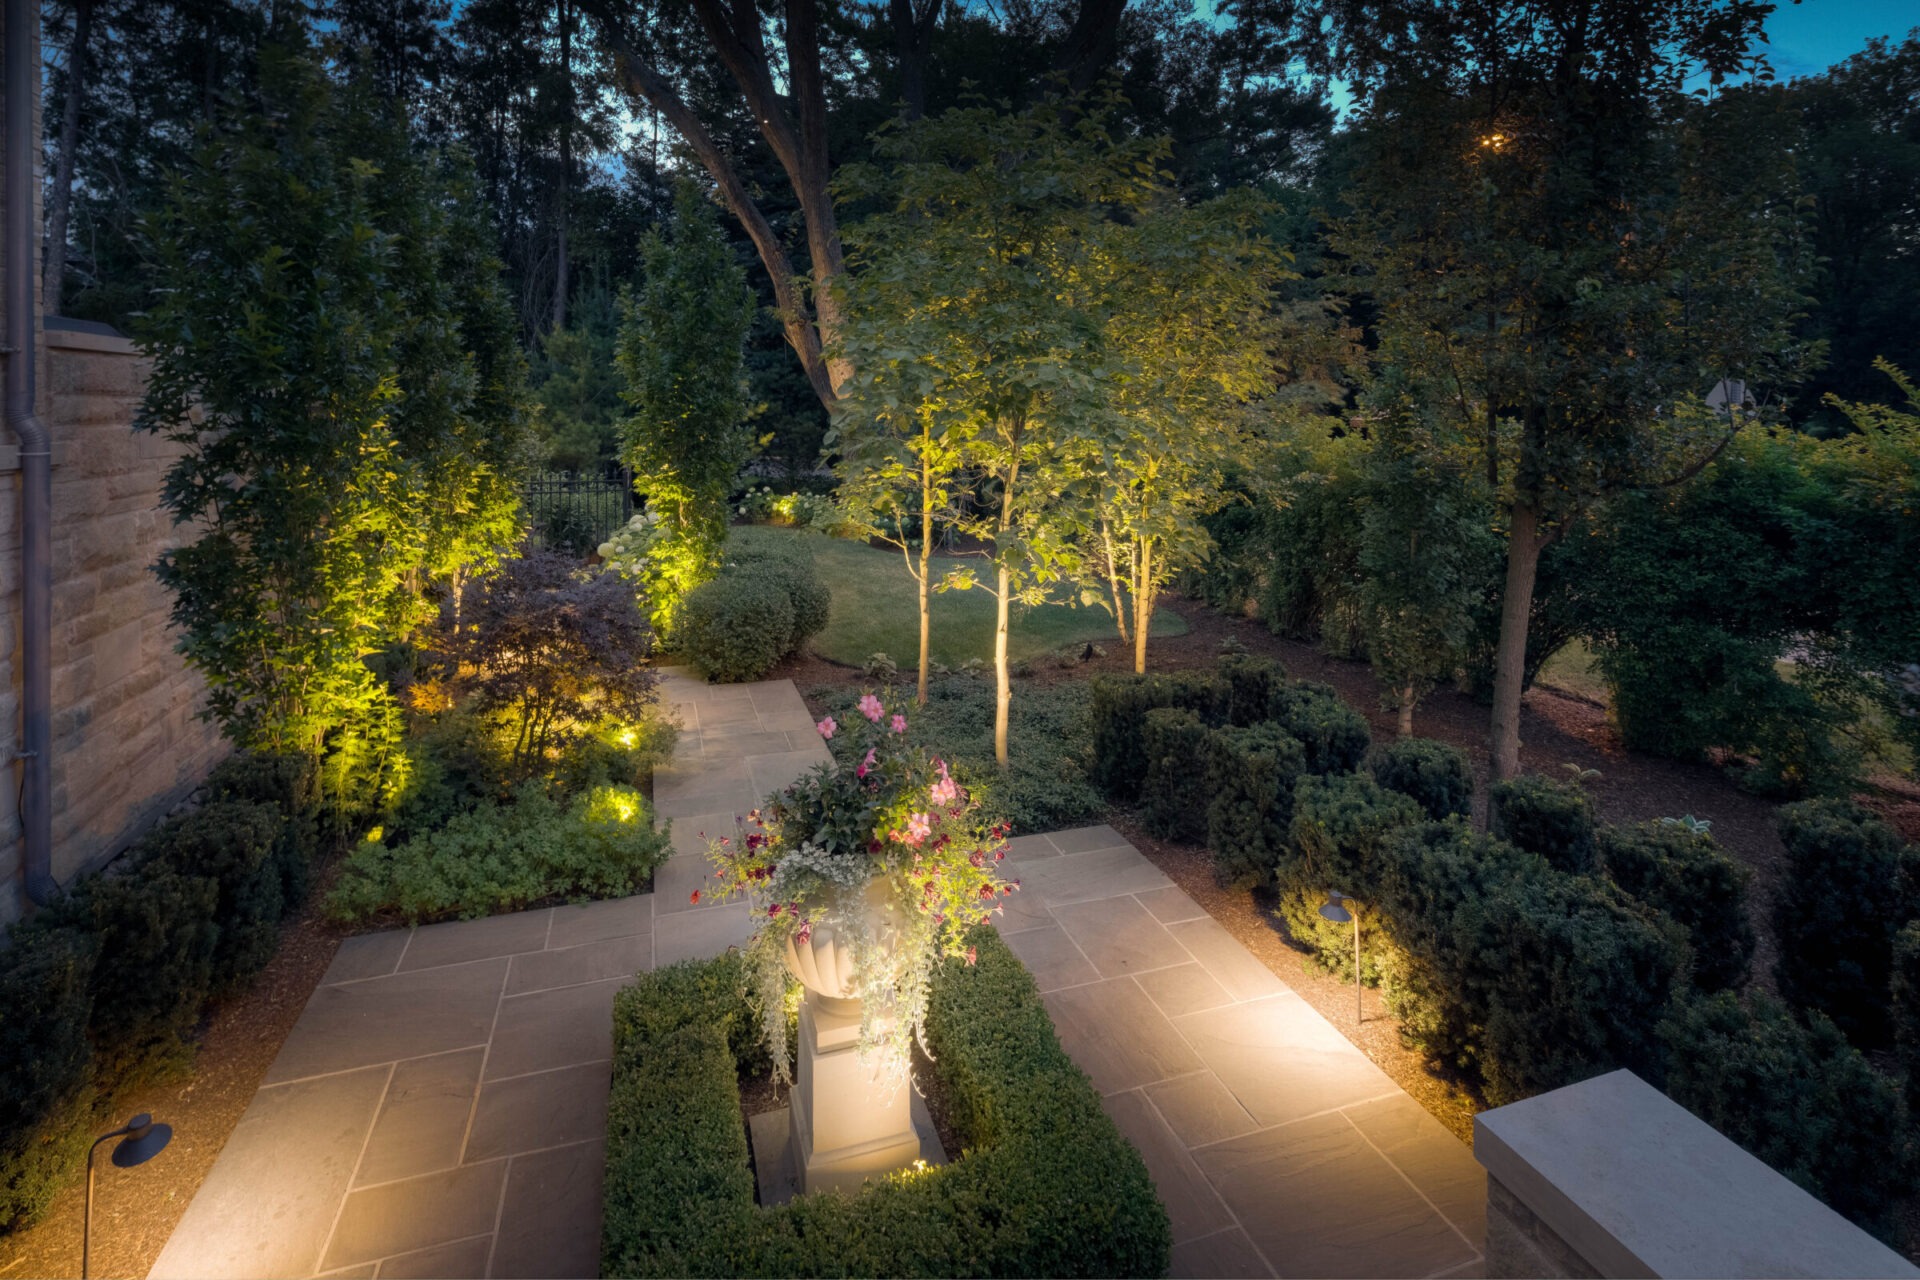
[148,674,1483,1280]
[994,825,1487,1279]
[146,673,822,1280]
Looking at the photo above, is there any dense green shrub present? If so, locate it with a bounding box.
[1088,670,1227,800]
[138,799,290,993]
[1203,723,1307,886]
[1772,798,1915,1046]
[1218,653,1284,726]
[601,932,1170,1277]
[1599,822,1754,992]
[0,926,98,1232]
[1487,774,1597,875]
[204,752,320,904]
[1265,680,1370,775]
[820,678,1102,833]
[1896,921,1920,1113]
[1141,708,1211,843]
[1276,774,1422,981]
[1659,991,1915,1238]
[1366,737,1472,820]
[727,538,833,645]
[327,783,671,925]
[1377,821,1684,1104]
[675,574,796,683]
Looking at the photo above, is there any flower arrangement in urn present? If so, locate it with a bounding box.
[704,692,1017,1082]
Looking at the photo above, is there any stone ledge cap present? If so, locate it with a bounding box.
[1475,1068,1918,1279]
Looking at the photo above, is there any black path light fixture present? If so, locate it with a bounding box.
[84,1113,173,1279]
[1318,890,1362,1025]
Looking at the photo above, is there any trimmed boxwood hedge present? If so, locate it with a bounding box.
[1141,707,1211,843]
[1599,821,1754,992]
[675,575,796,684]
[601,933,1170,1278]
[1365,737,1472,821]
[1264,680,1370,775]
[1203,722,1306,887]
[1487,774,1597,875]
[1088,670,1227,801]
[1275,774,1422,983]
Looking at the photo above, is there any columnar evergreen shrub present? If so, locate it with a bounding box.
[1376,821,1684,1104]
[1266,680,1370,775]
[1203,723,1307,886]
[1659,991,1916,1239]
[601,934,1170,1277]
[1772,798,1916,1046]
[1218,653,1284,726]
[1487,774,1598,874]
[1599,822,1755,991]
[674,576,796,683]
[204,753,320,903]
[1088,671,1226,800]
[1276,774,1421,981]
[1365,737,1473,820]
[1140,709,1211,843]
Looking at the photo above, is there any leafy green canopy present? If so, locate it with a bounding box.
[136,40,529,812]
[617,183,756,631]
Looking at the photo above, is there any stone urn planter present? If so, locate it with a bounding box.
[781,880,923,1194]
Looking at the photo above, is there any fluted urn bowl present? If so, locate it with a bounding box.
[783,877,898,1017]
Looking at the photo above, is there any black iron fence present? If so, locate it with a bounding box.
[522,470,634,556]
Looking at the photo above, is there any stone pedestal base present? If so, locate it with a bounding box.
[782,992,933,1197]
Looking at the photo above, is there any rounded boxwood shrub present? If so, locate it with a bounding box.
[675,574,796,683]
[1276,774,1421,982]
[728,540,831,646]
[139,798,290,994]
[204,752,319,905]
[1218,653,1284,727]
[1203,722,1307,887]
[1599,821,1754,992]
[1659,990,1916,1239]
[1265,680,1370,775]
[1487,773,1597,875]
[1366,737,1472,820]
[1772,798,1916,1047]
[1141,708,1211,843]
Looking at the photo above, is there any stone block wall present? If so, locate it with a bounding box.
[1,12,226,922]
[0,324,229,925]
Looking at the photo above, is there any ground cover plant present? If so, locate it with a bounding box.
[600,935,1169,1277]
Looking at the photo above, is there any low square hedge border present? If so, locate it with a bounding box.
[601,930,1170,1278]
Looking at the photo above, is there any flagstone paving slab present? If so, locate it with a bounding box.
[155,679,1481,1279]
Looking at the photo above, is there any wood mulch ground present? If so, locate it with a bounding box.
[0,864,353,1280]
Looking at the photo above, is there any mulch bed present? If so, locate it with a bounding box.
[0,864,352,1280]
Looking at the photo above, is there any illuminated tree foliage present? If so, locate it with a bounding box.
[616,183,756,632]
[136,40,530,811]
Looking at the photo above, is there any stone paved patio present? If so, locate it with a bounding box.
[151,674,1483,1279]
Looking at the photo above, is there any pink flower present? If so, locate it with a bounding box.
[931,777,959,805]
[857,747,877,779]
[769,903,783,918]
[965,946,978,966]
[890,714,908,735]
[858,693,884,722]
[816,715,838,739]
[905,812,932,846]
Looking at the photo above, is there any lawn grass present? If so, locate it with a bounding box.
[732,524,1186,668]
[1537,637,1610,704]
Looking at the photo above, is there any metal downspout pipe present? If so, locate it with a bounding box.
[6,0,55,906]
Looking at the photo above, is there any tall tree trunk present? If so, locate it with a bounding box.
[889,0,941,121]
[917,466,933,705]
[1132,537,1151,673]
[552,0,572,331]
[1100,519,1130,647]
[1398,685,1415,738]
[44,0,93,313]
[994,563,1011,764]
[1489,496,1545,782]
